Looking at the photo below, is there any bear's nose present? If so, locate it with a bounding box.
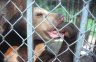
[56,14,64,24]
[57,14,64,22]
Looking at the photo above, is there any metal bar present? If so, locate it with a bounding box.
[27,0,33,62]
[74,1,90,62]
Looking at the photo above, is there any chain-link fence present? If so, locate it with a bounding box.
[0,0,96,62]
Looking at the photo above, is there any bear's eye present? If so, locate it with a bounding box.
[36,13,43,16]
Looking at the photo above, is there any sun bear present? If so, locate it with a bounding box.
[35,22,78,62]
[0,7,64,62]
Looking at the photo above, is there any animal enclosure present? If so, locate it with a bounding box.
[0,0,96,62]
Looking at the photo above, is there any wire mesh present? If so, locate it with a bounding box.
[0,0,96,62]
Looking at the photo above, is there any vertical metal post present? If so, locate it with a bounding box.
[27,0,33,62]
[74,1,90,62]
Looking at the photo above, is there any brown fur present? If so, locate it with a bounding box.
[36,23,78,62]
[3,7,64,62]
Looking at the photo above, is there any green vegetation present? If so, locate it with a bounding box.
[35,0,96,34]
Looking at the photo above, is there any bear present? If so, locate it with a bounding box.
[35,22,78,62]
[3,22,78,62]
[0,7,64,62]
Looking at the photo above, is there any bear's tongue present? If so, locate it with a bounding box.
[47,31,63,38]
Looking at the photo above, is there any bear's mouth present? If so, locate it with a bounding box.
[47,28,64,39]
[47,31,63,39]
[47,16,64,39]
